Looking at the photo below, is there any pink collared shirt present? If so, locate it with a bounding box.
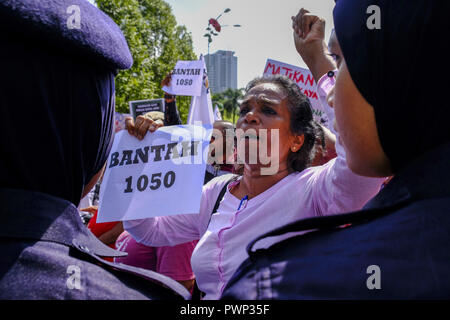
[124,74,385,299]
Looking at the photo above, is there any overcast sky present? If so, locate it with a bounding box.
[165,0,336,88]
[90,0,336,88]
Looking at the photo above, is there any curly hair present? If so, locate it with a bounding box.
[244,75,318,173]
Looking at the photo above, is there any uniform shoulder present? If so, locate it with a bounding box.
[72,241,192,299]
[0,238,190,300]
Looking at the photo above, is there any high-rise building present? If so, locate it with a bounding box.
[205,50,237,94]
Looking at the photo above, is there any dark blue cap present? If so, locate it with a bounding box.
[0,0,133,70]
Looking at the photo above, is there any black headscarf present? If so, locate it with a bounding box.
[0,0,132,205]
[333,0,450,173]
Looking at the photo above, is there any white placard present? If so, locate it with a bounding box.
[97,125,212,223]
[263,59,330,127]
[162,60,204,97]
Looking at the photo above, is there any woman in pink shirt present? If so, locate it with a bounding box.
[124,72,385,299]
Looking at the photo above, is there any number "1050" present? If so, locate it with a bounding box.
[176,79,193,86]
[124,171,176,193]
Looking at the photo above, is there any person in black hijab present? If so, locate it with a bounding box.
[221,0,450,299]
[0,0,189,299]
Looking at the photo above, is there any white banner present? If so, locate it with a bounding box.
[97,125,212,223]
[263,59,330,127]
[162,60,204,97]
[187,57,215,126]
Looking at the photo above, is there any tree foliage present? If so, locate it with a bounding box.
[96,0,197,121]
[212,88,244,124]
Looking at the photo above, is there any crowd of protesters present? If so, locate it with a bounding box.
[1,0,450,301]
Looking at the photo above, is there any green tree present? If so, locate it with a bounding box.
[211,92,226,119]
[96,0,197,122]
[212,88,244,124]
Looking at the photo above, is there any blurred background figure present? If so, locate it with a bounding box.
[204,120,236,184]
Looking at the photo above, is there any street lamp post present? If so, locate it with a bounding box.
[204,8,241,119]
[204,8,241,57]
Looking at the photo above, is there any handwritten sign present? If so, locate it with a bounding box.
[129,99,165,121]
[263,59,329,127]
[97,125,212,223]
[162,60,204,97]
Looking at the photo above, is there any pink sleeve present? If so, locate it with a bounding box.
[155,240,198,281]
[317,71,337,129]
[123,174,233,247]
[308,72,386,215]
[124,213,201,247]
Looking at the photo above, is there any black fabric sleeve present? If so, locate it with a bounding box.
[164,99,182,126]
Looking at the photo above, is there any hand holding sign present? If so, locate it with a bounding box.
[161,72,173,88]
[125,115,164,140]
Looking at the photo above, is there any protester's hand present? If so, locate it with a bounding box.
[292,8,325,58]
[125,115,164,140]
[291,8,335,82]
[80,205,98,215]
[161,72,172,88]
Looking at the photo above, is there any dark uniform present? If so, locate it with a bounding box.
[0,0,190,299]
[0,188,190,299]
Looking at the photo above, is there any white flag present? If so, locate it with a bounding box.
[214,105,222,121]
[187,56,215,126]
